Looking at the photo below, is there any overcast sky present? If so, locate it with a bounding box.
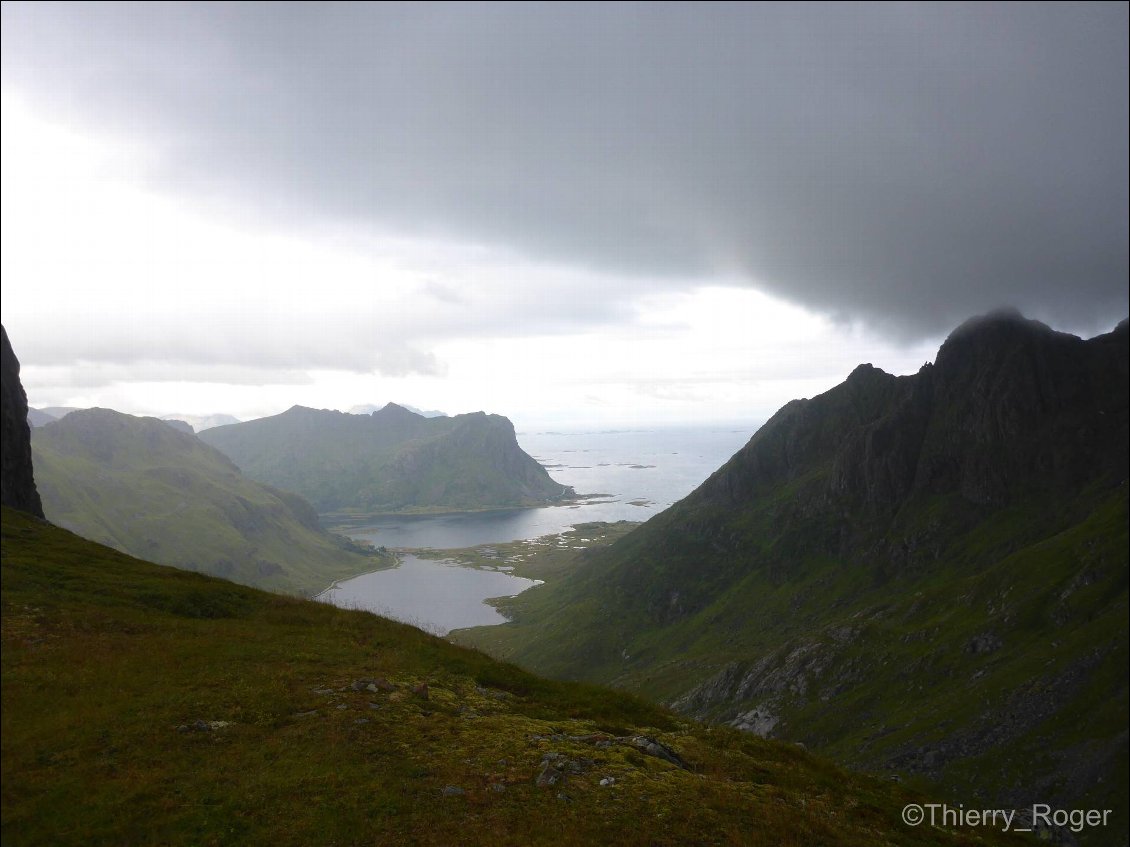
[1,2,1126,428]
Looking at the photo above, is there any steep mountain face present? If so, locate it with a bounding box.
[458,312,1128,834]
[199,402,572,512]
[1,326,44,518]
[31,409,381,595]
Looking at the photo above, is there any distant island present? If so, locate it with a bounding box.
[199,402,573,514]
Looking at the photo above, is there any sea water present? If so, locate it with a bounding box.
[327,426,756,550]
[319,425,757,632]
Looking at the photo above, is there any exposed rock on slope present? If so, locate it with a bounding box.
[200,402,572,512]
[1,326,44,518]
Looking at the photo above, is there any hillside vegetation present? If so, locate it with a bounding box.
[200,402,572,513]
[456,313,1129,840]
[31,409,382,595]
[0,509,1020,847]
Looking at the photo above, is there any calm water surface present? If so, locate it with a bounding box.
[326,426,756,550]
[317,554,541,636]
[319,426,757,632]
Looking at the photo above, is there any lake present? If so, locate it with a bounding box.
[317,554,541,636]
[318,425,757,633]
[325,426,756,550]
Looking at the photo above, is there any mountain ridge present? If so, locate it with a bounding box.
[456,311,1129,840]
[31,408,383,595]
[200,403,573,513]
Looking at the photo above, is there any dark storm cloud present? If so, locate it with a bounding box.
[3,2,1126,336]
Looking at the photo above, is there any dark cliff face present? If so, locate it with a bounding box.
[1,326,44,518]
[562,310,1128,629]
[701,310,1128,518]
[914,311,1128,504]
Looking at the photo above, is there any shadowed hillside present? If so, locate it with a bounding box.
[458,312,1129,842]
[2,508,1026,847]
[31,408,384,595]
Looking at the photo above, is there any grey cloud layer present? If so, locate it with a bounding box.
[3,2,1126,335]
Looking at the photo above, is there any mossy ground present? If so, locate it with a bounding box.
[454,486,1128,845]
[2,508,1022,846]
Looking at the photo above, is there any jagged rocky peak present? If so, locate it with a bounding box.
[943,305,1030,336]
[371,402,424,421]
[845,361,888,381]
[916,309,1128,503]
[934,308,1068,377]
[1,326,45,518]
[701,309,1127,513]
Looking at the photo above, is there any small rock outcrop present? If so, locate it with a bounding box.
[1,326,44,518]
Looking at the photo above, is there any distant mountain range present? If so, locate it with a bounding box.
[349,402,448,418]
[199,402,571,513]
[29,407,241,433]
[162,412,242,432]
[35,405,84,421]
[31,408,383,595]
[26,407,59,428]
[458,311,1129,832]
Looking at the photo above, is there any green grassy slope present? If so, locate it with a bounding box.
[0,509,1022,847]
[455,315,1129,842]
[460,486,1127,828]
[199,403,572,513]
[31,409,383,595]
